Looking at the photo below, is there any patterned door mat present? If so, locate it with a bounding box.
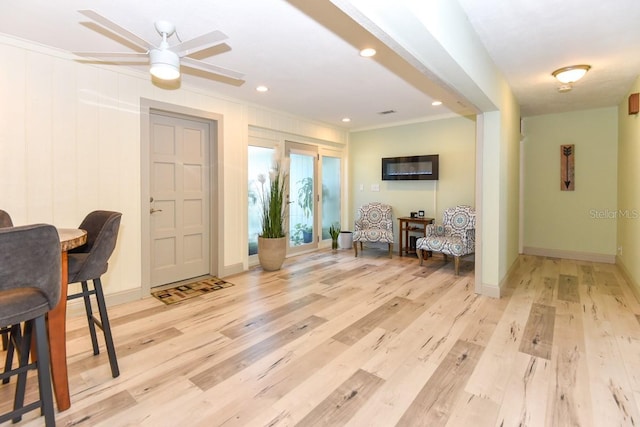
[151,277,234,305]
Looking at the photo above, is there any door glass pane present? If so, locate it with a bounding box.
[322,156,341,239]
[289,153,314,247]
[248,146,274,255]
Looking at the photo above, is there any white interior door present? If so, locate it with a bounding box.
[150,112,210,286]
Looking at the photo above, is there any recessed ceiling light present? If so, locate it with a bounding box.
[256,85,269,92]
[432,100,443,106]
[359,48,376,57]
[342,117,351,123]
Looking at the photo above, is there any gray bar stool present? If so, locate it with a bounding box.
[0,224,61,426]
[0,209,15,377]
[66,210,122,378]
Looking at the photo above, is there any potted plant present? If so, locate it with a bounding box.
[329,223,340,250]
[293,222,312,245]
[256,155,289,271]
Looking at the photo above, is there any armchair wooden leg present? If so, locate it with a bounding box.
[454,256,460,275]
[353,241,358,257]
[418,249,424,266]
[388,243,393,258]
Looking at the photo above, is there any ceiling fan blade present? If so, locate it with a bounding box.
[171,30,228,57]
[74,51,149,61]
[78,9,154,51]
[181,57,245,81]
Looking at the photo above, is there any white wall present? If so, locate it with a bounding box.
[349,116,476,234]
[0,35,348,301]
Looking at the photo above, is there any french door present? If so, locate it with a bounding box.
[248,139,344,259]
[320,151,342,239]
[287,142,318,253]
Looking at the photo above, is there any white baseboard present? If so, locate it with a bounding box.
[221,262,245,278]
[523,247,615,264]
[66,287,142,317]
[480,282,501,298]
[494,256,522,298]
[616,256,640,302]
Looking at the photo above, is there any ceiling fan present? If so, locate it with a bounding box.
[74,10,244,83]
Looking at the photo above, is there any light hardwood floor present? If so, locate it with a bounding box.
[2,248,640,426]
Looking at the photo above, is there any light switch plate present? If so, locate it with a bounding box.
[371,184,380,192]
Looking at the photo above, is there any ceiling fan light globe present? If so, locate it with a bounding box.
[150,64,180,80]
[149,49,180,80]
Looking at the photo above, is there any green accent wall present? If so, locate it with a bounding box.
[348,116,476,242]
[523,107,618,257]
[617,76,640,289]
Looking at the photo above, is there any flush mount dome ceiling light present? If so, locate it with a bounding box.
[551,64,591,84]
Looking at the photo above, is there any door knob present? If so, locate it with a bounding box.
[150,208,163,214]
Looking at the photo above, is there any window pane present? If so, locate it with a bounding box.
[248,146,274,255]
[322,156,341,238]
[289,152,314,247]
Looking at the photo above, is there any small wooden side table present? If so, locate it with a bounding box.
[398,216,434,257]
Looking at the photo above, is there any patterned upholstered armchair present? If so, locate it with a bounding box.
[353,202,394,258]
[416,205,476,275]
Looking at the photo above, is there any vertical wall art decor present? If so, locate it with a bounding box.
[561,144,575,191]
[629,92,639,115]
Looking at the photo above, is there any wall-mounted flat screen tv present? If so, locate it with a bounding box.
[382,154,439,180]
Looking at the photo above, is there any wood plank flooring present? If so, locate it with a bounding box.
[3,250,640,426]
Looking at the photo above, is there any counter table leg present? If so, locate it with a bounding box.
[47,250,71,411]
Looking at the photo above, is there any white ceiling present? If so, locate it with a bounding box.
[458,0,640,117]
[1,0,639,129]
